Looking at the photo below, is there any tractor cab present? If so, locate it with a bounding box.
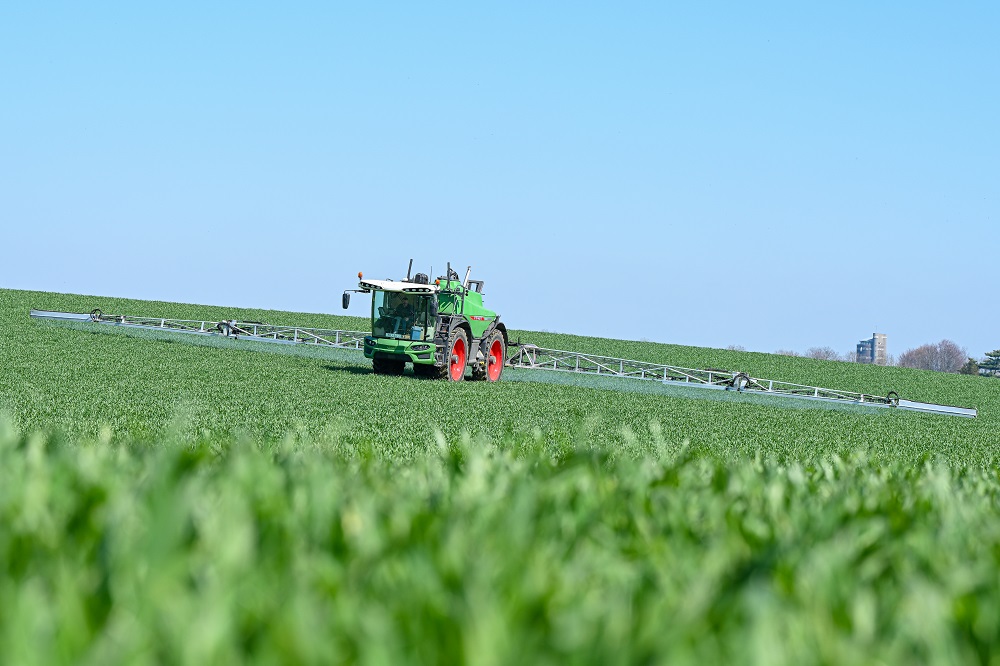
[372,289,434,341]
[352,277,439,341]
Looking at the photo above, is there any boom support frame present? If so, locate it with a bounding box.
[505,344,977,418]
[30,309,369,350]
[29,309,978,418]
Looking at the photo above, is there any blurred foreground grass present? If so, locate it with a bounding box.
[2,418,999,665]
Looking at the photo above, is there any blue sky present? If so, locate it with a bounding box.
[2,3,997,358]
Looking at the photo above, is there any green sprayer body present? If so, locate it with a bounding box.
[346,264,508,381]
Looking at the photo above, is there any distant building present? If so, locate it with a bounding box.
[857,333,887,365]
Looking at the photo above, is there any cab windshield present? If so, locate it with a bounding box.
[373,292,432,340]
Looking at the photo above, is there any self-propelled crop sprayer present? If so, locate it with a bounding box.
[28,259,978,417]
[342,260,508,381]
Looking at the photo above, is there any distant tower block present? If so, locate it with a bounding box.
[857,333,887,365]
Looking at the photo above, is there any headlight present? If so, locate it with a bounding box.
[411,344,430,351]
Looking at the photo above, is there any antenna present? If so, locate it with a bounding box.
[406,258,413,281]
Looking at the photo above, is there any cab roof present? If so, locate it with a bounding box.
[358,278,439,294]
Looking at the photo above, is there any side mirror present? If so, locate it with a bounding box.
[342,292,350,309]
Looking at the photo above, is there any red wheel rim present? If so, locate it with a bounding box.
[487,339,503,381]
[450,337,466,381]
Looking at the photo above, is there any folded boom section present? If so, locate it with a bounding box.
[30,309,369,350]
[506,344,977,418]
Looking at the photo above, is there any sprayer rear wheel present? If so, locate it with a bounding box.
[486,332,505,382]
[472,330,505,381]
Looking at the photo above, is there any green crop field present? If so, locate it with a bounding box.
[3,287,1000,664]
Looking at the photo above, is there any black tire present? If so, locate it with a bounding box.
[470,347,487,381]
[372,358,405,375]
[445,328,469,382]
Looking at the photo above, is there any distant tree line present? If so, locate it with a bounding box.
[907,346,1000,377]
[977,350,1000,377]
[771,347,886,363]
[894,340,968,373]
[725,340,1000,376]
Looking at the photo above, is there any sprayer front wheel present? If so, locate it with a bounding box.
[447,329,468,382]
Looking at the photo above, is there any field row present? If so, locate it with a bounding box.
[2,288,998,466]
